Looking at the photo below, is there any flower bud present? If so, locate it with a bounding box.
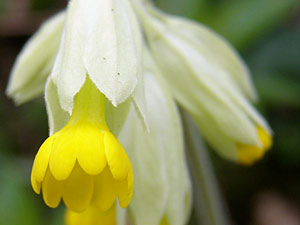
[138,5,272,164]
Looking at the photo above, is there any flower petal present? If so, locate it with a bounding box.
[191,109,238,161]
[65,204,116,225]
[42,169,63,208]
[77,125,107,175]
[83,0,140,106]
[106,98,131,136]
[31,174,41,194]
[93,167,117,211]
[6,11,65,104]
[49,127,77,180]
[104,131,130,181]
[145,56,190,225]
[237,126,273,165]
[118,50,193,225]
[164,14,257,101]
[45,78,69,135]
[237,144,264,166]
[117,166,134,208]
[144,15,259,146]
[124,0,149,130]
[32,135,55,182]
[117,66,167,225]
[62,163,94,212]
[53,0,88,113]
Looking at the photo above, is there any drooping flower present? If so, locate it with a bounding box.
[8,0,143,213]
[7,0,273,176]
[62,49,192,225]
[7,0,274,224]
[31,76,133,212]
[133,1,273,165]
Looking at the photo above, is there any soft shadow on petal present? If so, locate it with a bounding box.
[77,126,107,175]
[42,169,63,208]
[93,166,117,212]
[104,131,130,181]
[63,163,94,212]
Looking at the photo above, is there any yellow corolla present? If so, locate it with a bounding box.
[160,216,170,225]
[66,204,116,225]
[30,76,133,212]
[237,127,273,165]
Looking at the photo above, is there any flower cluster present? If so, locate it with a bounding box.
[7,0,272,224]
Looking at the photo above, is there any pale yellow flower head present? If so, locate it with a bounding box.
[31,77,133,212]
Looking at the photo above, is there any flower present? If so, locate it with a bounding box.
[133,1,273,165]
[34,0,144,212]
[8,0,142,213]
[62,49,192,225]
[7,0,274,224]
[31,77,133,212]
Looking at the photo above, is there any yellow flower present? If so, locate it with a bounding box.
[30,76,134,212]
[65,204,116,225]
[237,127,273,165]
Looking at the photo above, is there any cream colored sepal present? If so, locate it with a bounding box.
[118,50,192,225]
[6,12,65,104]
[136,5,272,164]
[51,0,142,114]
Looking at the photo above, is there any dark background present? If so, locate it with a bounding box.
[0,0,300,224]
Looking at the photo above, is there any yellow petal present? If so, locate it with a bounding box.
[98,205,117,225]
[65,209,92,225]
[237,145,264,165]
[31,172,41,194]
[104,131,129,181]
[117,166,134,208]
[63,163,94,212]
[257,127,273,150]
[32,135,55,182]
[237,127,272,166]
[160,216,169,225]
[65,204,116,225]
[49,126,77,180]
[42,169,63,208]
[93,167,117,211]
[77,125,106,175]
[128,166,134,196]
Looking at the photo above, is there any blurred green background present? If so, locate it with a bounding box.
[0,0,300,224]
